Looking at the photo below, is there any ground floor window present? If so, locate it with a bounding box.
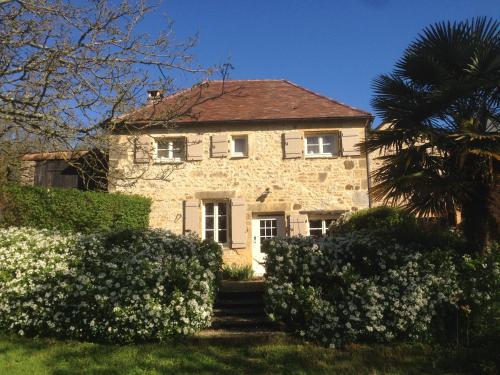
[203,202,228,244]
[309,218,334,237]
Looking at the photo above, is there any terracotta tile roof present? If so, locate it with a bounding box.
[121,80,371,124]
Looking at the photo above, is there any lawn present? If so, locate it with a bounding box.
[0,334,466,375]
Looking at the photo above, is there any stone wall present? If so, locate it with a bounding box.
[19,160,36,186]
[109,118,370,265]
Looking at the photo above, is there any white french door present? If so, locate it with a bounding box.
[251,215,285,276]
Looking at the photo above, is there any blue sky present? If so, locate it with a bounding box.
[143,0,499,124]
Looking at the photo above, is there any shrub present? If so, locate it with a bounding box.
[332,206,466,255]
[263,231,462,348]
[0,227,223,342]
[222,264,254,281]
[0,184,151,233]
[333,206,416,233]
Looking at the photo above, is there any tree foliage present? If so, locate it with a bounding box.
[0,0,214,185]
[364,18,500,254]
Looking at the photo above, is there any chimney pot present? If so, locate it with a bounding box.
[147,90,164,101]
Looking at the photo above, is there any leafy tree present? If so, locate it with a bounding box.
[0,0,215,186]
[364,18,499,255]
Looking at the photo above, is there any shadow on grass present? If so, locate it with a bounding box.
[0,334,463,375]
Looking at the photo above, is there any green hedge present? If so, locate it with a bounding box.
[0,184,151,233]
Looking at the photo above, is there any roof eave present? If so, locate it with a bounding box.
[117,114,373,128]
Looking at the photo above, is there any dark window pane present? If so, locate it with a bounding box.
[205,230,214,240]
[307,145,320,154]
[309,220,322,230]
[271,227,277,237]
[157,149,169,158]
[306,136,319,145]
[205,203,214,215]
[323,136,334,145]
[218,216,227,230]
[205,217,214,229]
[218,230,227,243]
[218,203,227,215]
[234,138,247,154]
[310,229,323,237]
[260,228,266,237]
[173,149,183,159]
[322,143,334,154]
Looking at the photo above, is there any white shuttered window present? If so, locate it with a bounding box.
[155,138,185,162]
[305,134,339,157]
[203,202,228,244]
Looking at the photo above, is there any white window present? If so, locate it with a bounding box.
[231,135,248,157]
[203,202,229,244]
[305,134,338,157]
[309,218,334,237]
[155,138,185,162]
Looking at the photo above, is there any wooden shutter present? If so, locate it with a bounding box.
[230,198,246,249]
[134,135,153,163]
[186,135,203,161]
[284,131,303,159]
[341,129,361,156]
[289,214,308,236]
[184,200,200,236]
[211,134,228,158]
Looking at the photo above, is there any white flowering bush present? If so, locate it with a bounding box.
[264,231,463,348]
[0,227,222,342]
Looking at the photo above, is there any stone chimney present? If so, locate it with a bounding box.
[147,90,164,102]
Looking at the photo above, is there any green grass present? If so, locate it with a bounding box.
[0,334,466,375]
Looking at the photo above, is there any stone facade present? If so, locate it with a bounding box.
[109,118,371,268]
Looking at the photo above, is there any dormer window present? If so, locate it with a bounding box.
[155,138,185,162]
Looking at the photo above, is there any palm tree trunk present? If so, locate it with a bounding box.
[461,186,491,256]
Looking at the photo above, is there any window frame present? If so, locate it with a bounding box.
[154,137,185,163]
[230,135,248,158]
[304,133,338,158]
[202,201,230,245]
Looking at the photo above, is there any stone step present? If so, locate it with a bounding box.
[213,306,265,317]
[219,280,265,294]
[211,315,277,330]
[214,296,264,308]
[191,329,289,344]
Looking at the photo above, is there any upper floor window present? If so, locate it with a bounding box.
[309,218,334,237]
[155,138,185,162]
[203,201,228,244]
[231,135,248,158]
[305,134,338,157]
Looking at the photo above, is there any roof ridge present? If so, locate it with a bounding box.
[282,80,371,117]
[201,79,287,83]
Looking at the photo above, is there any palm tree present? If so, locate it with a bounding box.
[364,18,499,255]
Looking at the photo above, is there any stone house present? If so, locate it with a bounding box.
[109,80,373,274]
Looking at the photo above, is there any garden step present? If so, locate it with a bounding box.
[191,329,289,344]
[219,280,265,294]
[211,315,277,330]
[214,296,264,307]
[213,306,265,316]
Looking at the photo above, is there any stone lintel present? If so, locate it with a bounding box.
[247,202,290,213]
[194,191,236,200]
